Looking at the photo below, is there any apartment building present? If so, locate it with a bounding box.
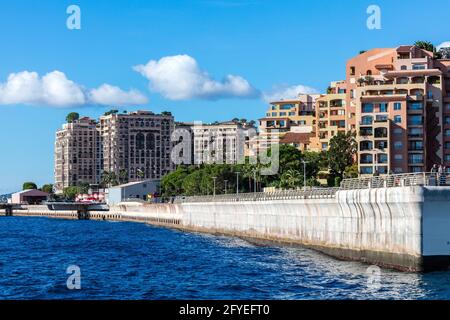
[54,117,100,193]
[99,111,174,181]
[310,81,347,151]
[346,45,450,175]
[192,121,256,165]
[258,94,320,151]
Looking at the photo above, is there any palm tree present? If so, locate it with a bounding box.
[101,171,111,188]
[119,169,128,184]
[283,169,302,189]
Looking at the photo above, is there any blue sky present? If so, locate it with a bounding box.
[1,0,450,193]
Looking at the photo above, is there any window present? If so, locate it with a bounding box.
[445,130,450,137]
[379,103,388,112]
[280,104,294,110]
[378,154,388,164]
[394,154,403,161]
[366,70,372,76]
[445,142,450,149]
[350,66,355,75]
[408,154,423,164]
[362,103,374,113]
[394,103,402,110]
[413,64,426,70]
[445,154,450,162]
[271,112,277,116]
[394,115,402,123]
[409,154,424,164]
[394,167,403,173]
[410,166,423,173]
[409,141,424,151]
[394,141,403,150]
[408,102,423,110]
[445,117,450,125]
[279,112,287,116]
[338,89,346,94]
[361,116,373,125]
[409,127,423,137]
[408,115,423,126]
[393,128,403,135]
[350,90,355,99]
[321,143,328,150]
[401,65,407,70]
[360,166,373,175]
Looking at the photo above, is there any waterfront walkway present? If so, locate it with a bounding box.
[174,172,450,203]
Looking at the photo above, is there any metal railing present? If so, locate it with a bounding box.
[174,188,340,204]
[340,172,450,190]
[171,172,449,204]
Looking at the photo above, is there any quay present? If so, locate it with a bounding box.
[1,172,450,272]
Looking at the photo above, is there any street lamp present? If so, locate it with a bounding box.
[235,172,240,195]
[212,176,217,197]
[302,160,309,191]
[253,169,258,194]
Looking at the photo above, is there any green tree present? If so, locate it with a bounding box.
[414,40,435,53]
[161,166,192,197]
[161,111,172,116]
[118,169,128,184]
[77,182,90,194]
[41,184,54,194]
[279,169,302,189]
[66,112,79,123]
[414,41,442,59]
[328,131,357,180]
[23,182,37,190]
[104,109,119,116]
[63,186,79,200]
[344,164,359,179]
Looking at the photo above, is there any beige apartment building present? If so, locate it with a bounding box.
[346,45,450,175]
[54,117,100,193]
[259,94,320,151]
[310,81,347,151]
[99,111,174,181]
[192,121,256,164]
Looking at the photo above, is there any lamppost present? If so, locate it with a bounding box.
[302,160,309,191]
[235,172,240,195]
[253,169,258,194]
[224,180,228,194]
[212,177,217,197]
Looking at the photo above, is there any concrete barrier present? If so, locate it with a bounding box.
[3,186,449,272]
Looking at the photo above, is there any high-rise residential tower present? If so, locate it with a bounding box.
[54,117,101,193]
[346,45,450,175]
[99,111,175,181]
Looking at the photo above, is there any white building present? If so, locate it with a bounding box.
[106,180,160,206]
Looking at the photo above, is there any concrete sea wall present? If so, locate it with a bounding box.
[109,186,450,272]
[2,186,449,272]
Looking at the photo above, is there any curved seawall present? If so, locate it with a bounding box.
[110,186,450,272]
[3,186,449,272]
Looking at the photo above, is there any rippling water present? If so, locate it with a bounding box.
[0,216,449,300]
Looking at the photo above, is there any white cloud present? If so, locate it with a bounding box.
[262,84,319,103]
[133,54,259,100]
[437,41,450,50]
[0,71,85,107]
[0,70,148,107]
[88,84,148,106]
